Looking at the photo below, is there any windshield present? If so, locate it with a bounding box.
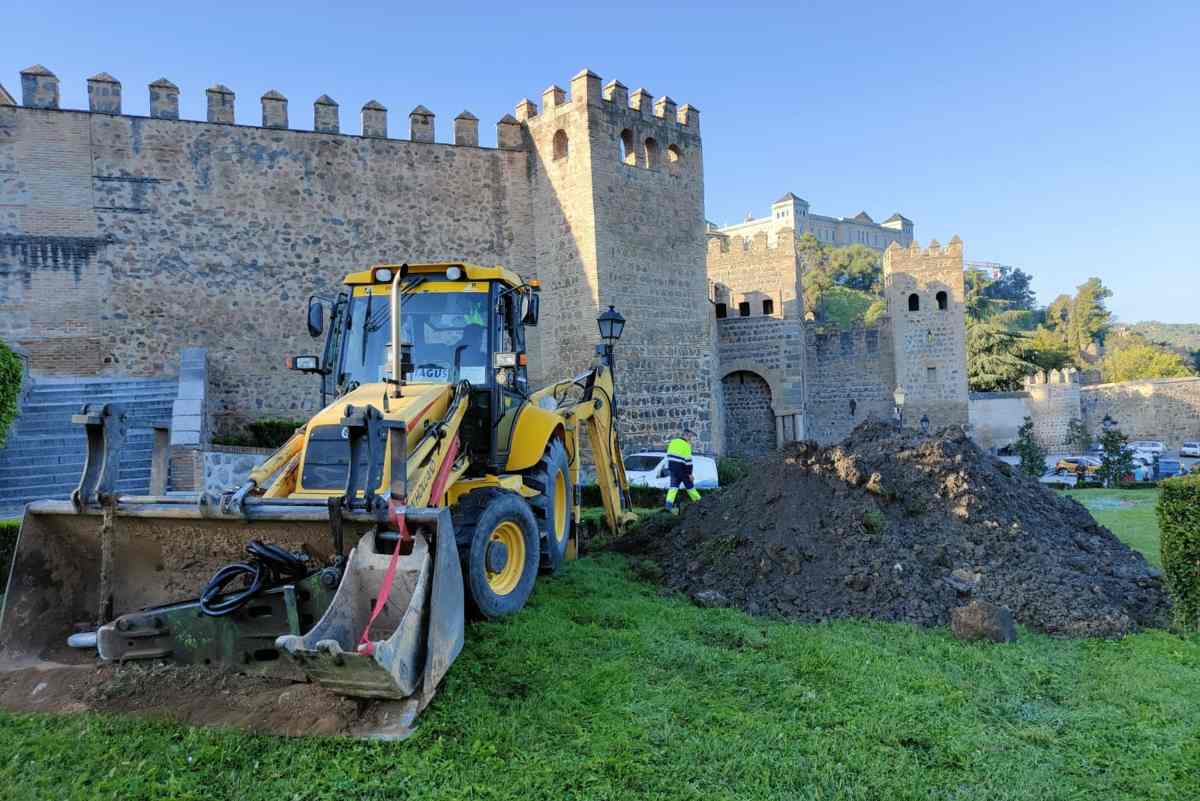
[624,455,663,472]
[339,288,490,389]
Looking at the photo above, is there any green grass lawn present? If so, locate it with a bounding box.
[0,496,1197,800]
[1063,488,1163,567]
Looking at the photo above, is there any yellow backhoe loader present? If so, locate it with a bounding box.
[0,262,632,729]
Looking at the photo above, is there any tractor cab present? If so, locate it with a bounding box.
[293,262,540,475]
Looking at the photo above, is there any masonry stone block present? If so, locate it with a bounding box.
[514,98,537,122]
[496,114,523,149]
[630,88,653,119]
[149,78,180,119]
[654,95,677,123]
[20,65,59,109]
[87,73,121,114]
[454,110,479,146]
[206,84,235,123]
[542,85,566,111]
[571,69,603,106]
[602,79,628,108]
[409,105,434,142]
[313,95,339,133]
[261,90,288,129]
[361,100,387,138]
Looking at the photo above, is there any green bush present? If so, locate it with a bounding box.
[717,456,750,486]
[212,418,305,449]
[1157,474,1200,630]
[0,340,22,450]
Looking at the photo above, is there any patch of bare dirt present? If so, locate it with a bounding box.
[0,662,414,737]
[613,422,1169,637]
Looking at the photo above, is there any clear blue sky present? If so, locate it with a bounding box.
[4,1,1197,323]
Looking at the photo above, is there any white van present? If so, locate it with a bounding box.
[623,452,720,489]
[1129,440,1166,456]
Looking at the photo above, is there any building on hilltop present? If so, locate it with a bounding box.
[708,192,914,250]
[0,66,715,451]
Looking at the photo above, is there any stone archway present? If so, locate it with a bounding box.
[721,370,776,457]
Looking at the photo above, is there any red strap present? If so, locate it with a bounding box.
[356,435,460,655]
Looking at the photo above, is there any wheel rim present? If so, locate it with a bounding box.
[486,521,525,596]
[553,471,568,544]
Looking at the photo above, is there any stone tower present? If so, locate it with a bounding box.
[883,237,969,429]
[516,70,714,450]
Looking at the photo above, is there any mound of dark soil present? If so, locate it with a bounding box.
[615,422,1169,637]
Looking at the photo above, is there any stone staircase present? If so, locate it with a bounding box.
[0,377,178,517]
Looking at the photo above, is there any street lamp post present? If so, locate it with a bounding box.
[893,385,906,431]
[597,304,626,413]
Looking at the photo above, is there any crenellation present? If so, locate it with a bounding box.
[313,95,339,133]
[629,88,653,119]
[261,90,288,129]
[570,69,602,107]
[361,100,387,138]
[148,78,179,119]
[602,79,628,108]
[86,73,121,114]
[677,103,699,131]
[21,65,59,109]
[496,113,523,149]
[653,96,677,124]
[514,98,537,122]
[454,110,479,146]
[409,105,434,142]
[206,84,235,124]
[541,85,566,111]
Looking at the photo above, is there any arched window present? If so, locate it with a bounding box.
[762,299,774,315]
[738,301,750,317]
[907,293,920,312]
[936,290,948,310]
[552,129,568,161]
[620,129,635,165]
[667,144,682,172]
[644,137,659,169]
[715,303,727,319]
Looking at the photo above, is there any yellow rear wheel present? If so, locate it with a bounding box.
[486,521,526,596]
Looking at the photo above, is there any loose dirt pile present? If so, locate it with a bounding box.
[615,422,1169,637]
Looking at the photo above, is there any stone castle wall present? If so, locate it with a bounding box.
[1023,369,1082,450]
[0,66,712,449]
[804,323,895,444]
[1081,377,1200,448]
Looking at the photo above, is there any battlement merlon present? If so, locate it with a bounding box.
[516,68,700,134]
[706,227,798,259]
[883,235,965,274]
[7,68,533,150]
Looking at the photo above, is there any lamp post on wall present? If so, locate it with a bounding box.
[893,385,906,431]
[597,304,626,414]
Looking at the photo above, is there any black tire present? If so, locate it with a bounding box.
[522,437,572,574]
[452,489,540,618]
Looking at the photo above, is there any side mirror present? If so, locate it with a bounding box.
[287,355,322,374]
[522,292,540,326]
[307,297,324,338]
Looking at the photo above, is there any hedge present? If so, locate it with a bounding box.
[0,519,18,592]
[1157,474,1200,630]
[0,340,21,450]
[212,418,306,449]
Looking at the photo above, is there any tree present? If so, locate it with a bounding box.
[1100,339,1196,383]
[1097,417,1134,488]
[967,317,1038,392]
[1025,326,1073,372]
[1066,277,1113,357]
[1045,294,1072,333]
[1014,416,1047,478]
[1066,417,1091,454]
[982,266,1036,310]
[796,234,884,325]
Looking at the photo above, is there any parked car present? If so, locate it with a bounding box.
[1181,441,1200,458]
[624,452,720,489]
[1054,456,1101,477]
[1129,440,1166,456]
[1155,459,1188,479]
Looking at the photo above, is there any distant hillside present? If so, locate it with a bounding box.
[1128,322,1200,353]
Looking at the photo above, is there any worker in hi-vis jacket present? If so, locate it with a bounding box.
[664,429,702,514]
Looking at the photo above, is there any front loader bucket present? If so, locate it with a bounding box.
[0,498,372,670]
[276,507,464,714]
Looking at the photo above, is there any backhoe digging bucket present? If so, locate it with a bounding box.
[276,508,465,711]
[0,497,372,671]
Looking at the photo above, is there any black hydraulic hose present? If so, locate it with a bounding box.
[198,540,312,617]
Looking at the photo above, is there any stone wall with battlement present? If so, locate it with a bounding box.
[1023,368,1082,450]
[0,65,712,448]
[1081,377,1200,449]
[804,322,896,444]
